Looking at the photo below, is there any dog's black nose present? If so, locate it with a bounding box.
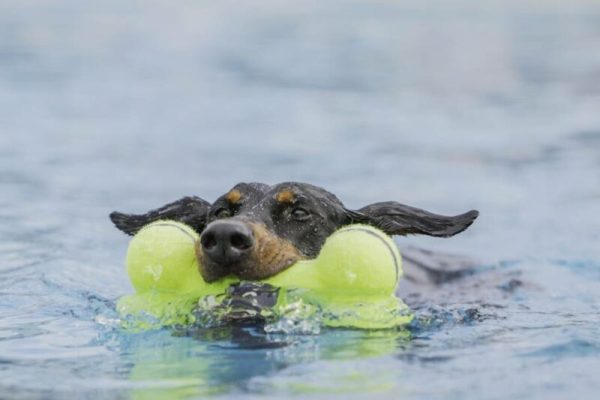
[200,220,254,265]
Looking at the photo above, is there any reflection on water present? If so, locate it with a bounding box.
[116,326,410,399]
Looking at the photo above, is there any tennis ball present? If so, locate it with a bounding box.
[126,221,206,294]
[315,225,401,295]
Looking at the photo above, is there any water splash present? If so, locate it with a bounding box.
[192,282,323,334]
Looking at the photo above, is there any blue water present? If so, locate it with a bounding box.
[1,0,600,398]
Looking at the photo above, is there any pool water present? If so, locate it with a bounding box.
[1,0,599,398]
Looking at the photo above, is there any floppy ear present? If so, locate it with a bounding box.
[109,196,210,236]
[346,201,478,237]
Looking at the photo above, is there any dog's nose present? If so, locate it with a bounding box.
[200,220,254,265]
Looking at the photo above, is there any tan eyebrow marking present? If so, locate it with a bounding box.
[225,189,242,204]
[275,190,295,204]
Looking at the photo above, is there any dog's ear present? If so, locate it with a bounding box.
[110,196,211,236]
[345,201,478,237]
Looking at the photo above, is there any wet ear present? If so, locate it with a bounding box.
[109,196,210,236]
[345,201,478,237]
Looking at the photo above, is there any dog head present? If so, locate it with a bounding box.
[111,182,478,282]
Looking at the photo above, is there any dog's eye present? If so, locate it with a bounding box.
[215,208,232,219]
[291,207,310,221]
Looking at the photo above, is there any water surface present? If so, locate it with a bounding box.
[1,1,599,398]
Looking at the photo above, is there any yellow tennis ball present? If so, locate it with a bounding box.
[126,221,206,293]
[314,225,401,296]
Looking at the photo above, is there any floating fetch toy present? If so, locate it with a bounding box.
[117,221,412,329]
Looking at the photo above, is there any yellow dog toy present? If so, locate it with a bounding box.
[117,221,412,329]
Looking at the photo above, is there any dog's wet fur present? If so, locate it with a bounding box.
[110,182,478,283]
